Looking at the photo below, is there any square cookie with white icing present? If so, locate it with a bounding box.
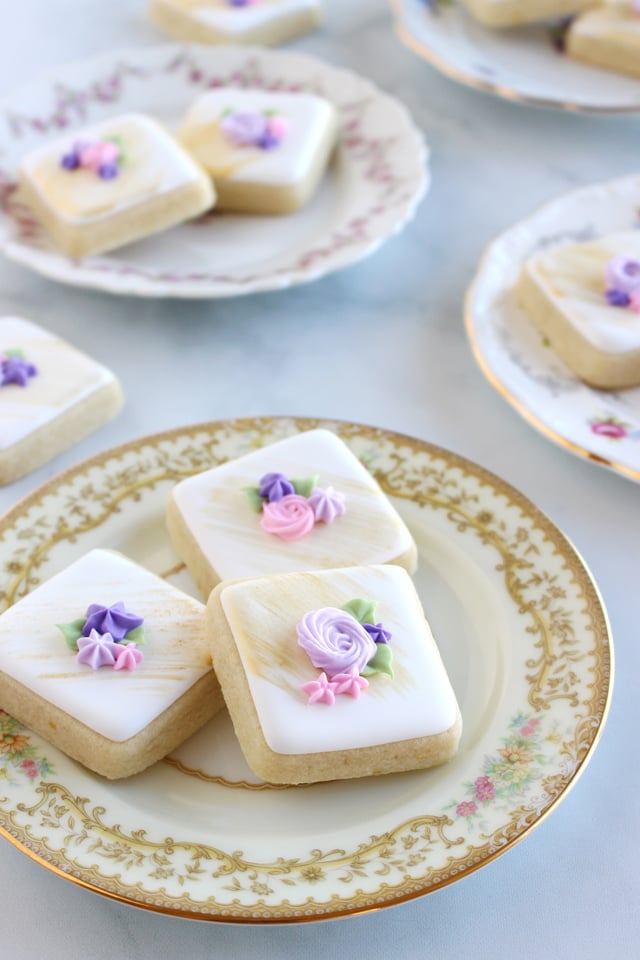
[0,316,123,485]
[567,2,640,79]
[461,0,594,27]
[166,428,418,595]
[19,112,215,259]
[206,564,462,784]
[148,0,322,46]
[177,88,337,214]
[0,549,223,779]
[516,231,640,390]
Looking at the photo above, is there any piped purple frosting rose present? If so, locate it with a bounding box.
[297,607,377,676]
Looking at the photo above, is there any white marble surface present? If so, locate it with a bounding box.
[0,1,637,956]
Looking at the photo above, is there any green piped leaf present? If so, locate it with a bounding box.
[291,475,319,498]
[122,625,146,647]
[342,598,377,625]
[4,348,25,359]
[242,486,264,512]
[361,643,394,679]
[56,618,86,651]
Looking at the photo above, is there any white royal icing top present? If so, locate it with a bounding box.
[21,113,206,223]
[167,0,320,34]
[0,549,212,742]
[170,428,416,581]
[177,89,336,187]
[523,232,640,355]
[0,316,117,451]
[219,564,459,754]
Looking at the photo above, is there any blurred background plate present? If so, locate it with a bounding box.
[0,44,428,298]
[466,174,640,483]
[392,0,640,113]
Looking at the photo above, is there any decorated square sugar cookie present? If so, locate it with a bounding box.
[148,0,322,47]
[0,316,124,485]
[461,0,594,28]
[166,428,418,595]
[206,564,462,784]
[567,2,640,79]
[18,112,215,258]
[0,549,223,779]
[177,89,338,214]
[516,232,640,390]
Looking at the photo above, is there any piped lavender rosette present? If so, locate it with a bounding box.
[297,599,394,705]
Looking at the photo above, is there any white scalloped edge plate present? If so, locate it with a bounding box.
[466,174,640,483]
[0,417,612,922]
[391,0,640,113]
[0,45,428,297]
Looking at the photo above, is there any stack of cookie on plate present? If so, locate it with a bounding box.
[0,429,462,784]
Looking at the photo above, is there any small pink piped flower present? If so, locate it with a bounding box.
[113,642,144,671]
[331,668,369,699]
[301,672,337,705]
[266,115,289,140]
[629,290,640,313]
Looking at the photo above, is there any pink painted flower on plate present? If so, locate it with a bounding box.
[590,419,629,440]
[456,801,478,817]
[261,494,316,540]
[474,775,496,801]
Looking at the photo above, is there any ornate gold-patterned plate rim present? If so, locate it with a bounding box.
[390,0,640,115]
[0,416,613,923]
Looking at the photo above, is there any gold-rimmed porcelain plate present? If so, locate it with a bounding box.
[0,44,427,298]
[0,417,611,922]
[466,174,640,484]
[392,0,640,114]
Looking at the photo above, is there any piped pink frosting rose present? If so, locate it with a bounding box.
[261,494,315,540]
[297,608,377,676]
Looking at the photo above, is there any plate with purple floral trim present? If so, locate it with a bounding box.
[0,416,611,921]
[391,0,640,113]
[466,174,640,484]
[0,44,428,298]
